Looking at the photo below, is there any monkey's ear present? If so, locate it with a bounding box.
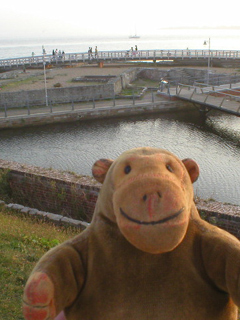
[92,159,114,183]
[182,158,199,183]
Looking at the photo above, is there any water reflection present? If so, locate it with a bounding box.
[0,110,239,205]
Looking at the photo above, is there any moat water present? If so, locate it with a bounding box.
[0,110,240,205]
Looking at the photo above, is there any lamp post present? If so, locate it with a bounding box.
[203,38,211,84]
[42,45,48,107]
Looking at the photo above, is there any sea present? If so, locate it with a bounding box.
[1,28,240,206]
[1,111,240,206]
[1,28,240,59]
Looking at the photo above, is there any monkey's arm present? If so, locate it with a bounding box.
[23,243,86,320]
[201,223,240,307]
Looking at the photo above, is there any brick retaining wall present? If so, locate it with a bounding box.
[0,159,240,239]
[0,160,101,222]
[195,199,240,239]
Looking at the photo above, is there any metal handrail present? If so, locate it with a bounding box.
[177,83,240,98]
[160,73,240,91]
[194,75,240,87]
[176,83,240,109]
[2,49,240,67]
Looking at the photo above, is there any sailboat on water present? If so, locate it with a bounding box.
[129,25,140,39]
[129,34,140,39]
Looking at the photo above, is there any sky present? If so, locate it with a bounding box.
[1,0,240,40]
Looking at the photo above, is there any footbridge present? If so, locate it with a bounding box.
[1,49,240,69]
[159,74,240,117]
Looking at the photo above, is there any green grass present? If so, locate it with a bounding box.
[120,87,144,96]
[132,78,160,87]
[0,205,79,320]
[1,203,239,319]
[70,80,104,86]
[0,76,44,90]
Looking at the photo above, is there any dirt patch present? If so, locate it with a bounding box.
[0,64,130,92]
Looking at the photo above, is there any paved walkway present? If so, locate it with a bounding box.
[166,83,240,116]
[0,91,165,120]
[1,49,240,69]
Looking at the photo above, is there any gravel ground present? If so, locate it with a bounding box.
[0,63,130,92]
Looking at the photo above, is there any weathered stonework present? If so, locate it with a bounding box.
[0,159,240,238]
[2,201,89,230]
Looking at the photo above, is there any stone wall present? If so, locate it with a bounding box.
[0,67,222,109]
[0,160,100,222]
[0,67,139,108]
[0,67,236,109]
[137,67,231,86]
[0,84,115,108]
[138,68,209,85]
[0,159,240,239]
[0,100,189,129]
[196,199,240,239]
[111,68,140,94]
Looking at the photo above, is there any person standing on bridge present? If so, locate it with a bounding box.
[160,78,168,91]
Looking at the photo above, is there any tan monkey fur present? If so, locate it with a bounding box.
[23,147,240,320]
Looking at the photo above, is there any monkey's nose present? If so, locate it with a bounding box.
[142,192,162,202]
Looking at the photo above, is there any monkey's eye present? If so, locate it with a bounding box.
[166,164,174,173]
[124,165,131,174]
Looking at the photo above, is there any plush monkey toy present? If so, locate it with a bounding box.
[23,147,240,320]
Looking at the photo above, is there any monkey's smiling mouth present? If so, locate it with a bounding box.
[120,207,185,225]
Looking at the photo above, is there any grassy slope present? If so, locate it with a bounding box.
[1,205,239,319]
[0,206,79,320]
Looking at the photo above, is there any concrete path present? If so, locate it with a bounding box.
[0,90,164,121]
[166,84,240,116]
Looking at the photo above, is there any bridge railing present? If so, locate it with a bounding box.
[1,49,240,68]
[197,89,240,113]
[0,89,163,119]
[175,83,240,113]
[193,75,240,87]
[161,73,240,93]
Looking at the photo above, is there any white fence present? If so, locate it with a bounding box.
[1,49,240,68]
